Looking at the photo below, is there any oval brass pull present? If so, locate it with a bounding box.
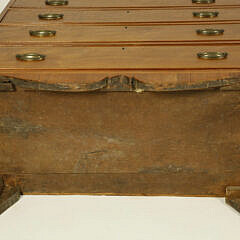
[193,11,219,18]
[192,0,215,3]
[38,13,64,20]
[196,28,224,36]
[197,52,228,60]
[29,30,56,37]
[16,53,46,61]
[45,0,68,6]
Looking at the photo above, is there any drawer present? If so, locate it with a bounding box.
[12,0,240,9]
[0,24,240,45]
[3,8,240,25]
[0,45,239,70]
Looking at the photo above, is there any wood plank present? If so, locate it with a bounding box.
[0,45,240,70]
[11,0,240,9]
[3,8,240,25]
[1,24,240,45]
[1,90,240,197]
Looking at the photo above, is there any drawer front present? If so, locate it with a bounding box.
[0,24,239,45]
[3,8,240,25]
[12,0,240,9]
[0,45,239,70]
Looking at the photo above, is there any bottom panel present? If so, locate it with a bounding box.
[8,172,240,197]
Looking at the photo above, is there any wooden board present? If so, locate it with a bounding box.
[11,0,240,9]
[0,45,240,70]
[1,24,240,46]
[3,8,240,25]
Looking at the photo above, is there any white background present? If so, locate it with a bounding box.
[0,0,240,238]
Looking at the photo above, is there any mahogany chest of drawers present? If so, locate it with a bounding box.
[1,0,240,214]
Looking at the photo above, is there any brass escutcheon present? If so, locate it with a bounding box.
[45,0,68,6]
[29,30,56,37]
[193,11,219,18]
[196,28,224,36]
[16,53,46,61]
[192,0,215,3]
[38,13,64,20]
[197,52,228,60]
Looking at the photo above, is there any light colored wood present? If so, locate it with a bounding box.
[1,24,240,45]
[11,0,240,9]
[0,45,239,70]
[3,8,240,25]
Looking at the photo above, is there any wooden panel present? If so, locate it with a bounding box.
[0,45,240,70]
[1,24,240,45]
[12,0,240,9]
[3,8,240,25]
[1,90,240,196]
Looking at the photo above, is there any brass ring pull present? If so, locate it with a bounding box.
[193,11,219,18]
[38,13,64,20]
[197,52,228,60]
[45,0,68,6]
[16,53,46,61]
[196,28,224,36]
[192,0,215,3]
[29,30,56,37]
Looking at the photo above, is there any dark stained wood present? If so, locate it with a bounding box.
[226,186,240,213]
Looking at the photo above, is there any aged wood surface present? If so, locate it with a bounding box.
[2,24,240,46]
[0,176,21,215]
[0,86,240,195]
[226,186,240,213]
[0,0,240,209]
[3,8,240,26]
[1,45,240,70]
[11,0,240,9]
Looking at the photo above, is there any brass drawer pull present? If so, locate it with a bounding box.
[193,11,219,18]
[192,0,215,3]
[45,0,68,6]
[16,53,46,61]
[29,30,56,37]
[197,52,228,60]
[38,13,64,20]
[196,28,224,36]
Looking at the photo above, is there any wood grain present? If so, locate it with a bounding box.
[3,8,240,26]
[1,90,240,196]
[1,24,240,46]
[0,45,239,70]
[11,0,240,9]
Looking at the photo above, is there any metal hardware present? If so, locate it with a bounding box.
[16,53,46,61]
[193,11,219,18]
[197,52,228,60]
[38,13,64,20]
[192,0,215,3]
[45,0,68,6]
[196,28,224,36]
[29,30,56,37]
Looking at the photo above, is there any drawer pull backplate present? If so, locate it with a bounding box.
[197,52,228,60]
[38,13,64,20]
[29,30,57,37]
[45,0,68,6]
[16,53,46,61]
[196,28,224,36]
[193,11,219,18]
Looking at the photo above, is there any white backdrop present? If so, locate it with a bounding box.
[0,0,240,239]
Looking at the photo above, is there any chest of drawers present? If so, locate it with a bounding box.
[1,0,240,215]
